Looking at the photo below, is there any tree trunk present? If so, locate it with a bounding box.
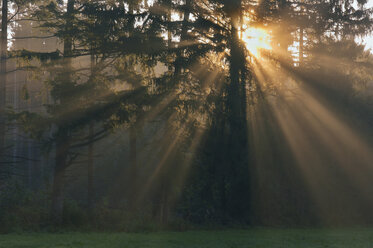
[87,52,95,210]
[128,126,137,207]
[167,0,172,48]
[50,0,75,223]
[87,123,94,209]
[227,0,244,126]
[160,183,169,225]
[0,0,8,158]
[51,169,65,223]
[127,1,138,209]
[175,0,191,75]
[224,0,251,222]
[299,26,304,66]
[51,130,69,223]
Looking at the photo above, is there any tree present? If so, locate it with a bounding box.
[1,0,37,179]
[13,0,165,222]
[6,0,373,227]
[0,0,8,166]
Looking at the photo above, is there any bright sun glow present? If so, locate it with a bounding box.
[242,27,271,57]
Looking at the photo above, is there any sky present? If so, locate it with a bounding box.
[360,1,373,51]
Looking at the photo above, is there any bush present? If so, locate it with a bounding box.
[0,179,49,233]
[0,181,193,233]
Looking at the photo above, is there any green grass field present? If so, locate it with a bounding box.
[1,229,373,248]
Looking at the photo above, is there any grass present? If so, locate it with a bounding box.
[1,228,373,248]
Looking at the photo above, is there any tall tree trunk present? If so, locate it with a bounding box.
[126,0,139,209]
[226,0,244,126]
[87,123,94,209]
[299,0,305,67]
[51,130,69,223]
[128,1,135,32]
[226,21,242,221]
[175,0,191,75]
[224,0,251,222]
[278,0,292,63]
[159,181,169,225]
[166,0,172,48]
[0,0,8,158]
[166,0,173,73]
[87,49,96,210]
[50,0,75,223]
[299,26,304,66]
[87,53,95,210]
[128,126,137,207]
[155,0,173,222]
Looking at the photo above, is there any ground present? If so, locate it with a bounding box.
[1,229,373,248]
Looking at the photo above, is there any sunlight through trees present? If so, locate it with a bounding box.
[0,0,372,231]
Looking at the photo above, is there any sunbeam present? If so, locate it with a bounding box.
[247,51,373,224]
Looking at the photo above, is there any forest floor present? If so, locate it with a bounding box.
[1,228,373,247]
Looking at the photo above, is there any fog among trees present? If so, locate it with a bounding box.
[0,0,373,232]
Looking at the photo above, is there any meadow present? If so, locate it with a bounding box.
[1,229,373,248]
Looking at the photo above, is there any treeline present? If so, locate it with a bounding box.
[0,0,373,232]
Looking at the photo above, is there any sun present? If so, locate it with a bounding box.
[241,27,271,57]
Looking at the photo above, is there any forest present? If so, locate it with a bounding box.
[1,0,373,246]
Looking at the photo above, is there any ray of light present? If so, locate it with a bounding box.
[137,67,225,203]
[259,62,372,223]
